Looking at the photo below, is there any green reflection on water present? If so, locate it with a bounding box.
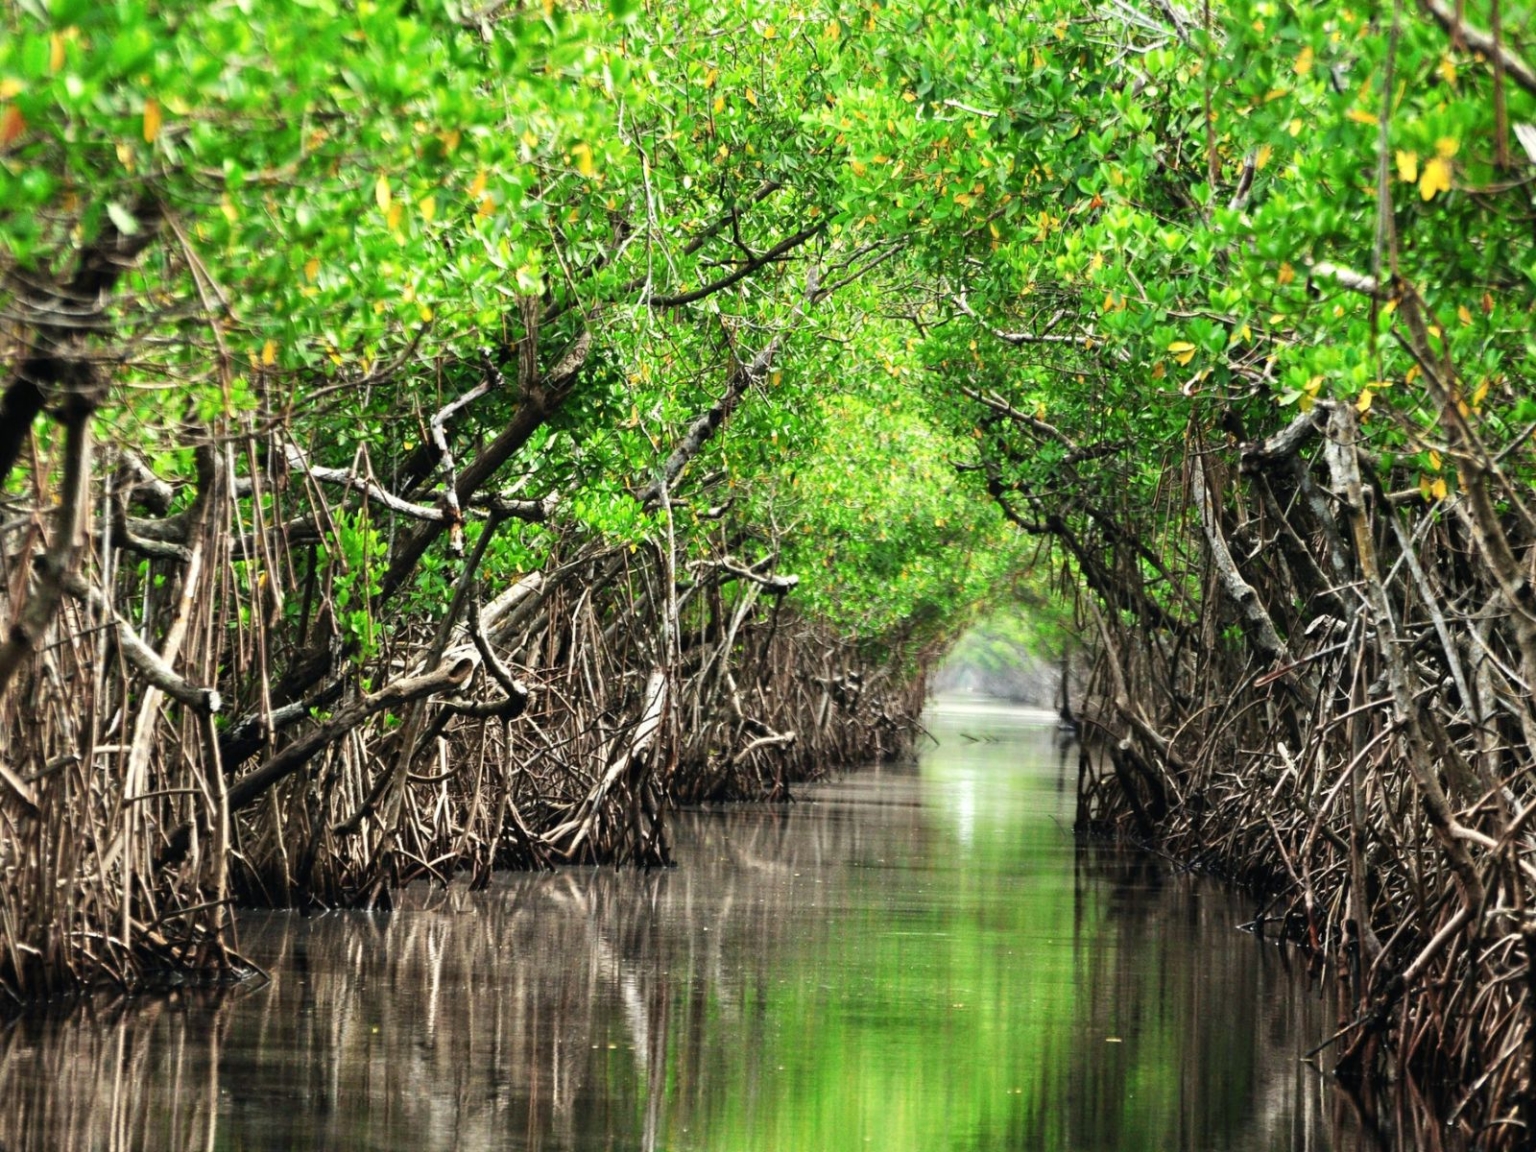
[0,700,1329,1152]
[645,700,1313,1152]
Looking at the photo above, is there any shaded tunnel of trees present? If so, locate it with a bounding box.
[5,0,1536,1142]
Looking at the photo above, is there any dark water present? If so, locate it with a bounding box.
[3,699,1366,1150]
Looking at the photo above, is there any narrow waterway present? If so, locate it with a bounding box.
[4,699,1368,1150]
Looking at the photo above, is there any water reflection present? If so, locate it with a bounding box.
[1,699,1391,1150]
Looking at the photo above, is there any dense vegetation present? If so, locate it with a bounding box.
[6,0,1536,1140]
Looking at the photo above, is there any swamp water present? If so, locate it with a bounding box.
[2,699,1382,1150]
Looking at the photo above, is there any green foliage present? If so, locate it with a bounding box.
[759,380,1021,649]
[13,0,1524,689]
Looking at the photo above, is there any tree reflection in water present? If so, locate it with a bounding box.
[0,701,1453,1151]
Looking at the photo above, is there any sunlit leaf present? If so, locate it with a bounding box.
[1419,157,1452,200]
[106,201,141,236]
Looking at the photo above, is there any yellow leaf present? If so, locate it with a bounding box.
[1429,449,1442,471]
[143,97,161,144]
[763,24,776,39]
[220,195,237,223]
[375,174,391,212]
[0,79,22,100]
[1168,340,1197,366]
[713,94,725,114]
[1438,56,1457,86]
[49,33,65,73]
[1458,304,1473,325]
[386,202,403,231]
[1420,475,1433,500]
[572,142,595,178]
[745,88,758,108]
[1346,108,1378,126]
[1294,46,1314,75]
[1152,361,1166,380]
[520,129,537,149]
[1277,262,1295,286]
[1356,387,1373,413]
[989,221,1001,239]
[477,195,495,218]
[1255,143,1272,170]
[826,20,840,39]
[1418,156,1451,200]
[261,339,277,366]
[902,90,917,103]
[419,195,436,223]
[1431,476,1448,500]
[468,170,487,199]
[850,158,867,177]
[1395,150,1418,183]
[1288,118,1303,137]
[1473,378,1491,407]
[304,257,320,283]
[704,67,718,88]
[1435,136,1459,158]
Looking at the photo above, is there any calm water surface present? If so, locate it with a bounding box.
[4,699,1362,1150]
